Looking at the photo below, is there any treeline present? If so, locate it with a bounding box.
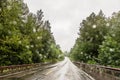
[70,10,120,67]
[0,0,64,66]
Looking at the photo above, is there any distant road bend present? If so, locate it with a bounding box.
[19,57,95,80]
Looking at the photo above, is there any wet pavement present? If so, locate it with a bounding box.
[8,57,95,80]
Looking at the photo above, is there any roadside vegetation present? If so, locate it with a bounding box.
[0,0,64,66]
[70,10,120,67]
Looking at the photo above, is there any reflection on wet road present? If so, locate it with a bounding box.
[19,57,95,80]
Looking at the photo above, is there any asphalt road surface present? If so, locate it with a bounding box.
[19,57,95,80]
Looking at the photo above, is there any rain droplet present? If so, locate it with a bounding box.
[109,48,114,52]
[13,21,17,25]
[92,25,96,29]
[33,28,36,32]
[37,36,40,39]
[31,45,34,48]
[26,45,29,49]
[18,41,22,44]
[106,23,110,26]
[7,5,11,10]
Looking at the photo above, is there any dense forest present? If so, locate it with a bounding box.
[70,10,120,67]
[0,0,64,66]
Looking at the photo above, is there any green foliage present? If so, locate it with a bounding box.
[98,11,120,67]
[70,11,109,63]
[0,35,32,66]
[70,10,120,67]
[0,0,64,66]
[98,36,120,66]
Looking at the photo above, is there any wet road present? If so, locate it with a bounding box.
[20,57,95,80]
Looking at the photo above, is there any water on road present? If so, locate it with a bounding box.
[21,57,95,80]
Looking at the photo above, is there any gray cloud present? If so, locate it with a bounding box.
[24,0,120,51]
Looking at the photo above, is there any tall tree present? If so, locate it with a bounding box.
[70,11,109,63]
[0,0,32,66]
[0,0,64,66]
[98,11,120,66]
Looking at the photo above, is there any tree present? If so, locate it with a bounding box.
[70,11,109,63]
[98,35,120,66]
[98,11,120,67]
[0,0,32,65]
[0,0,64,66]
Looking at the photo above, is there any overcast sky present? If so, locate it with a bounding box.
[24,0,120,52]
